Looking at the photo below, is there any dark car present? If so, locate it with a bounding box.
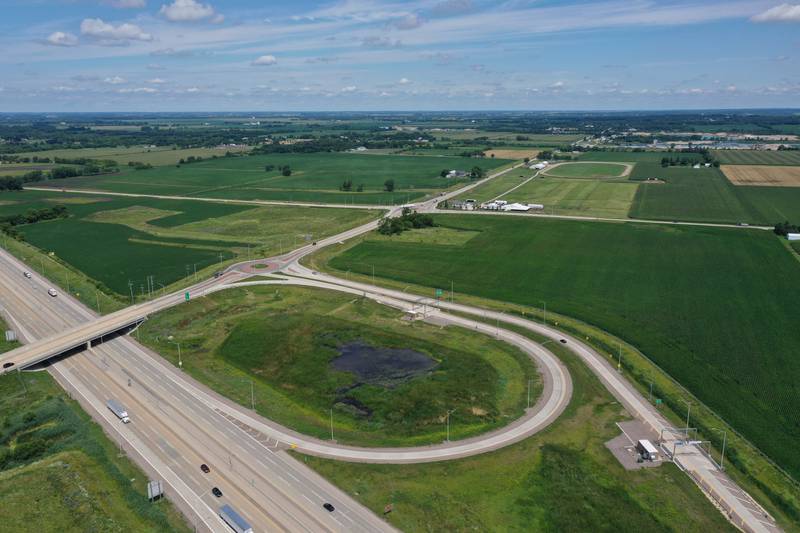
[211,487,223,498]
[200,464,210,473]
[559,339,567,344]
[2,362,14,369]
[323,503,335,512]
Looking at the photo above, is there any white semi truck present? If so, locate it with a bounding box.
[107,399,131,424]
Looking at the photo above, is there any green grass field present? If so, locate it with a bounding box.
[300,328,735,533]
[579,151,704,164]
[328,215,800,480]
[39,152,511,205]
[629,162,800,224]
[0,370,189,532]
[18,145,247,167]
[544,162,629,179]
[2,189,379,299]
[499,177,639,218]
[139,286,538,447]
[714,150,800,166]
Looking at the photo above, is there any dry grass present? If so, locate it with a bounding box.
[485,149,540,160]
[722,165,800,187]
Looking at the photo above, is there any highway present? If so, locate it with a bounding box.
[0,156,782,532]
[0,249,396,533]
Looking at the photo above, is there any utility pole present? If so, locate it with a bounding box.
[128,280,134,304]
[445,408,456,442]
[330,408,334,441]
[95,290,100,312]
[250,380,255,410]
[527,378,532,409]
[680,399,692,436]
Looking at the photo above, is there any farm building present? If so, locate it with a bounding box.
[501,203,542,212]
[788,233,800,241]
[481,200,507,210]
[446,170,468,179]
[530,161,549,170]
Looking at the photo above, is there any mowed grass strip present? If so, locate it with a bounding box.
[329,215,800,479]
[139,286,539,447]
[300,330,735,533]
[544,162,630,179]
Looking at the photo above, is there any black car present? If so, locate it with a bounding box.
[323,503,335,512]
[211,487,223,498]
[559,339,567,344]
[2,362,14,369]
[200,464,210,473]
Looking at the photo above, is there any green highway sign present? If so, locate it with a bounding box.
[185,292,190,301]
[655,398,662,405]
[435,288,443,297]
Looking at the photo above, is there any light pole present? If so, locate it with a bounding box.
[541,301,547,325]
[250,380,255,410]
[712,427,727,470]
[330,408,334,441]
[445,408,456,442]
[680,399,691,436]
[617,343,622,373]
[527,378,532,409]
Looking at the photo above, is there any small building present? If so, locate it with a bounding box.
[636,439,659,461]
[692,163,701,169]
[447,170,468,179]
[788,233,800,241]
[502,203,532,212]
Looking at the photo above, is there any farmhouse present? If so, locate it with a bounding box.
[447,170,468,179]
[530,161,549,170]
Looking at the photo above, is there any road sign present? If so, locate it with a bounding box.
[435,288,443,298]
[184,291,190,301]
[655,398,662,405]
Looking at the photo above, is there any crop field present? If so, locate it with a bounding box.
[714,150,800,166]
[500,177,639,218]
[579,151,704,164]
[721,165,800,187]
[630,162,800,224]
[301,330,734,532]
[0,371,189,532]
[139,285,538,447]
[38,152,511,205]
[2,189,379,296]
[453,170,534,203]
[18,145,247,166]
[328,215,800,478]
[484,149,539,159]
[543,162,631,179]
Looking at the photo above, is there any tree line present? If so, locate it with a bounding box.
[377,208,435,235]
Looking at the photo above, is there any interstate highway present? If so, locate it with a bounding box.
[0,249,395,533]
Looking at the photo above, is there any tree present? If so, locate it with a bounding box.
[281,166,292,176]
[440,169,449,178]
[356,184,364,192]
[340,179,353,192]
[384,179,395,192]
[469,166,485,180]
[265,164,275,172]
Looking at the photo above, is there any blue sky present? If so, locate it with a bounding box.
[1,0,799,111]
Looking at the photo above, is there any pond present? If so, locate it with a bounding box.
[331,340,438,387]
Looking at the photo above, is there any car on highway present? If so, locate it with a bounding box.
[200,464,210,473]
[2,362,14,369]
[323,503,335,512]
[211,487,223,498]
[23,271,31,278]
[47,288,57,297]
[560,339,567,344]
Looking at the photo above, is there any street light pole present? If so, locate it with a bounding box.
[713,428,727,470]
[617,343,622,373]
[445,408,456,442]
[680,399,691,436]
[330,408,334,441]
[541,301,546,325]
[250,380,255,410]
[527,378,532,409]
[177,342,182,368]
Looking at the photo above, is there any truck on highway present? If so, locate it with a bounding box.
[219,504,253,533]
[107,399,131,424]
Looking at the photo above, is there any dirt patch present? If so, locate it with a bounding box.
[722,165,800,187]
[485,149,540,160]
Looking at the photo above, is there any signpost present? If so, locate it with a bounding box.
[184,291,190,301]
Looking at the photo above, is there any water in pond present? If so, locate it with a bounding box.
[331,340,437,387]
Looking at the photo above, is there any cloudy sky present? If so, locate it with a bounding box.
[1,0,799,111]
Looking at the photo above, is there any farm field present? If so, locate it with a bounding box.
[38,152,511,205]
[721,165,800,187]
[328,215,800,479]
[630,162,800,224]
[714,150,800,166]
[0,370,189,533]
[484,148,539,159]
[453,169,535,203]
[301,330,735,532]
[500,177,639,218]
[543,162,631,179]
[18,145,247,166]
[139,285,539,447]
[2,189,379,297]
[579,151,704,164]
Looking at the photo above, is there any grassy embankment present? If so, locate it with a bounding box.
[307,216,800,529]
[0,318,189,532]
[138,285,539,447]
[297,325,736,532]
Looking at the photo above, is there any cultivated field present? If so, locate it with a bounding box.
[37,152,510,205]
[18,145,248,167]
[484,149,540,159]
[500,177,638,218]
[714,150,800,166]
[543,162,632,179]
[328,215,800,479]
[1,189,379,296]
[139,286,538,447]
[722,165,800,187]
[301,327,735,532]
[579,151,704,164]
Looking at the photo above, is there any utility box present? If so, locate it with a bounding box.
[147,480,163,502]
[4,330,16,342]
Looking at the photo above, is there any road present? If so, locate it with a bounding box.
[0,249,396,533]
[1,156,782,532]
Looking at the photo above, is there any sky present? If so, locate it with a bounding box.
[0,0,799,111]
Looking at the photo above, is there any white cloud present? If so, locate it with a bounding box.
[361,36,402,48]
[341,85,358,92]
[185,87,200,92]
[80,18,153,42]
[104,76,126,84]
[399,77,411,85]
[45,31,79,47]
[146,78,166,83]
[251,54,277,66]
[394,13,423,30]
[118,87,158,93]
[103,0,147,8]
[159,0,220,22]
[752,3,800,22]
[431,0,474,17]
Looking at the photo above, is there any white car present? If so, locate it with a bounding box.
[23,271,32,278]
[47,288,57,297]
